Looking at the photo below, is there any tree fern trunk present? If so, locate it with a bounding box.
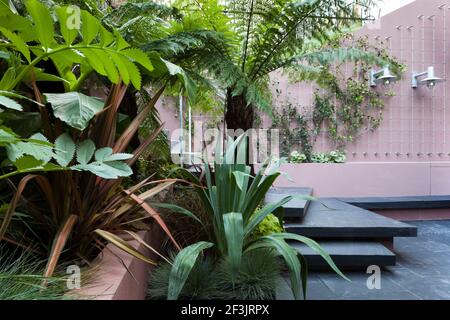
[225,88,254,168]
[225,88,254,132]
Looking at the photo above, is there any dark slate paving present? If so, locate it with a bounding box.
[265,187,313,219]
[285,199,417,238]
[289,241,396,268]
[338,195,450,210]
[278,220,450,300]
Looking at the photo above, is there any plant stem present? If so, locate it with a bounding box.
[0,167,68,181]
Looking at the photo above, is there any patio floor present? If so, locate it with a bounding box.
[278,220,450,300]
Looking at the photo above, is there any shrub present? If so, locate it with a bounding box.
[212,249,282,300]
[289,150,346,163]
[251,213,284,238]
[148,249,281,300]
[290,150,307,163]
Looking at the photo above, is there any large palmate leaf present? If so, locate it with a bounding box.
[44,92,105,130]
[168,241,213,300]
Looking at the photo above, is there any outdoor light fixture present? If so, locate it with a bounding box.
[369,66,397,87]
[411,66,445,88]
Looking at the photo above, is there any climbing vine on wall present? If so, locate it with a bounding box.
[273,35,405,157]
[271,104,313,160]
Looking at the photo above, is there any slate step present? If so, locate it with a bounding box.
[265,187,313,219]
[337,195,450,210]
[285,198,417,238]
[289,240,396,269]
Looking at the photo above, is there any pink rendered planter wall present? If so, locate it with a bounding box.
[271,162,450,197]
[74,227,163,300]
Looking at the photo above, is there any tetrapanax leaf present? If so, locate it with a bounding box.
[44,92,105,130]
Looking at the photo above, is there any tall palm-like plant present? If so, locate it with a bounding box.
[147,0,383,132]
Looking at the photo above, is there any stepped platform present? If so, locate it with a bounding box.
[337,195,450,210]
[264,187,313,219]
[284,198,417,238]
[289,240,396,268]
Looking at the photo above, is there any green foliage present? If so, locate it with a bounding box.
[149,249,281,300]
[213,249,281,300]
[1,132,133,180]
[0,1,193,279]
[285,35,406,149]
[0,248,69,300]
[165,134,347,300]
[0,95,22,111]
[251,213,284,238]
[44,92,105,131]
[0,1,154,91]
[290,150,346,164]
[167,241,213,300]
[271,104,312,159]
[149,254,217,300]
[311,151,346,163]
[290,151,307,164]
[169,0,377,119]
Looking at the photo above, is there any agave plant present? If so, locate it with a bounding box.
[164,135,348,300]
[0,1,196,276]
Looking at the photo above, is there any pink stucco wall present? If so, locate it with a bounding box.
[157,0,450,197]
[264,0,450,163]
[159,0,450,162]
[270,162,450,197]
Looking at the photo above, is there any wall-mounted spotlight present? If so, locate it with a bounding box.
[411,66,445,88]
[370,66,397,87]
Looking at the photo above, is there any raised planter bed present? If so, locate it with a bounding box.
[265,162,450,197]
[73,225,164,300]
